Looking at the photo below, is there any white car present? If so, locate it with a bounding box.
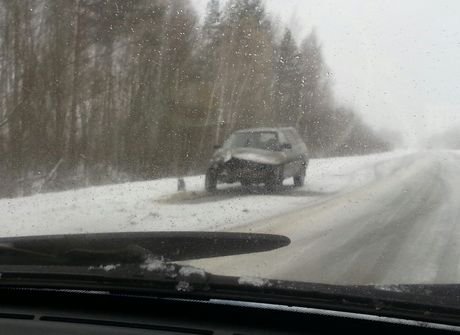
[205,127,309,191]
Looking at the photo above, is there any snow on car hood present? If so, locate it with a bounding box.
[215,148,287,165]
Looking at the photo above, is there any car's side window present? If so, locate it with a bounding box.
[283,130,297,146]
[278,131,288,145]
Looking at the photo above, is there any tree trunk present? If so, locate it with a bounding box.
[68,0,82,169]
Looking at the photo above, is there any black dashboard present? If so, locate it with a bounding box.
[0,288,457,334]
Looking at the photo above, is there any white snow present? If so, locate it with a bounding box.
[178,265,207,278]
[0,151,412,238]
[140,257,168,272]
[88,264,120,272]
[175,281,192,292]
[237,276,269,287]
[374,284,406,293]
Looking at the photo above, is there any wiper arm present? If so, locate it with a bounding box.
[0,243,151,266]
[0,232,290,266]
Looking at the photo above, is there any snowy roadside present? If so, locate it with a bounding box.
[0,150,413,237]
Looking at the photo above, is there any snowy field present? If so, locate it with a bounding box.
[0,151,412,237]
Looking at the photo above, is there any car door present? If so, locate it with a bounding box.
[279,130,298,178]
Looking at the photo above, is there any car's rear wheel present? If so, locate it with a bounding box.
[293,162,306,187]
[266,166,283,191]
[205,169,217,192]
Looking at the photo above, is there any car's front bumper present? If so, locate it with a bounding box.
[214,159,275,184]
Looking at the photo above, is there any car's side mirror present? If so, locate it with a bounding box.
[281,143,292,150]
[213,144,222,150]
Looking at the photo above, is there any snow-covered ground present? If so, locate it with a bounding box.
[0,151,412,237]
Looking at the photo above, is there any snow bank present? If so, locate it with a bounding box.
[0,151,412,237]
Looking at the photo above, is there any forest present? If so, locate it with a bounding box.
[0,0,390,197]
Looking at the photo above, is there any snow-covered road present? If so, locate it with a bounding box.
[4,149,458,285]
[189,150,460,285]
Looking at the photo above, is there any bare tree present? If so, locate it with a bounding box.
[0,0,389,198]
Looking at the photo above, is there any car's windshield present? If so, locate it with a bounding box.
[223,132,280,150]
[1,0,460,317]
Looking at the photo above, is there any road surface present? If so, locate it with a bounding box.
[189,150,460,285]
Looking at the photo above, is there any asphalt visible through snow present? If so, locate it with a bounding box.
[188,150,460,285]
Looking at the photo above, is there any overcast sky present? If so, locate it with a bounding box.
[192,0,460,146]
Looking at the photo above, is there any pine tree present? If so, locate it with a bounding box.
[274,29,301,126]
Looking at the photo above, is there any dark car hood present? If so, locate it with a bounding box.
[213,147,287,165]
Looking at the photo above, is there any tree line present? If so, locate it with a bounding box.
[0,0,390,197]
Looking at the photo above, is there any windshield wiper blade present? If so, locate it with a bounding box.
[0,243,151,266]
[0,232,290,266]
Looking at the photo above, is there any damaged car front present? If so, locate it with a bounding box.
[205,128,308,191]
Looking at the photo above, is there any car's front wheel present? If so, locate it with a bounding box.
[266,166,283,191]
[205,169,217,192]
[293,162,307,187]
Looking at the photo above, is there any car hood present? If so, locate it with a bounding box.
[213,148,287,165]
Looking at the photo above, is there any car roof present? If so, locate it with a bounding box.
[234,127,297,134]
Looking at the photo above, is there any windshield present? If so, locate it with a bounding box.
[223,132,280,150]
[1,0,460,318]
